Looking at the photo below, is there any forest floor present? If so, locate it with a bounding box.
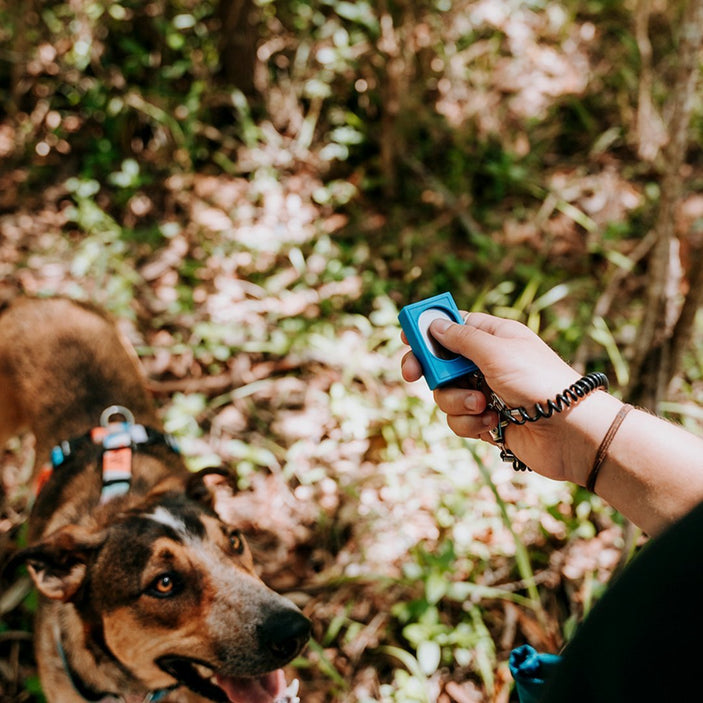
[3,2,703,700]
[0,162,636,703]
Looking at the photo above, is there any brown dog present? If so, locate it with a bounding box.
[0,297,310,703]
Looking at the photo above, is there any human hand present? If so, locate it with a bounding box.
[402,310,703,533]
[401,312,607,482]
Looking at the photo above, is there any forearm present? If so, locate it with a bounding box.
[555,393,703,536]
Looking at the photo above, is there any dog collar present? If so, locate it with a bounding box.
[36,406,180,502]
[54,624,178,703]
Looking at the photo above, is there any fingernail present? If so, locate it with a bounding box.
[464,394,478,412]
[430,318,451,335]
[482,412,496,427]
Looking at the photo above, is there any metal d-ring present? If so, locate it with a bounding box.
[100,405,135,427]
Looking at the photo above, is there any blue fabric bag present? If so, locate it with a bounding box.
[509,645,562,703]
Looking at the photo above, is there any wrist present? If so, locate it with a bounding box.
[557,392,626,486]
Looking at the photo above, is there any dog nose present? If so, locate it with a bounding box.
[257,608,311,663]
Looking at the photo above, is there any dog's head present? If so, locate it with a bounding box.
[16,468,311,703]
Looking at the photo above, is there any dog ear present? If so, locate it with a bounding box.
[186,467,239,513]
[15,525,106,602]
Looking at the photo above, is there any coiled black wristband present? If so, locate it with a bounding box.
[490,372,609,472]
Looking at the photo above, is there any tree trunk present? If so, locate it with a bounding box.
[626,0,703,410]
[217,0,258,95]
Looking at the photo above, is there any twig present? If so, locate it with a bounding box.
[404,156,485,240]
[573,230,657,372]
[634,0,667,161]
[669,242,703,381]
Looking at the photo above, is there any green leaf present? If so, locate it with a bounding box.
[425,571,447,605]
[416,640,441,676]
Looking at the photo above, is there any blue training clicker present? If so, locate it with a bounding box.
[399,292,478,390]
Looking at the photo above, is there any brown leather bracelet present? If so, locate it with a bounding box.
[586,403,633,493]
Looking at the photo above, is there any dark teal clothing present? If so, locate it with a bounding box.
[536,499,703,701]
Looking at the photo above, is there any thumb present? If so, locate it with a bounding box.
[429,317,501,370]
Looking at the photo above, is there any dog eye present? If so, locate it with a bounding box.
[147,573,181,598]
[228,530,244,554]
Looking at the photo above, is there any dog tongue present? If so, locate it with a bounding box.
[215,669,286,703]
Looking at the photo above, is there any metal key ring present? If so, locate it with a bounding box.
[100,405,135,427]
